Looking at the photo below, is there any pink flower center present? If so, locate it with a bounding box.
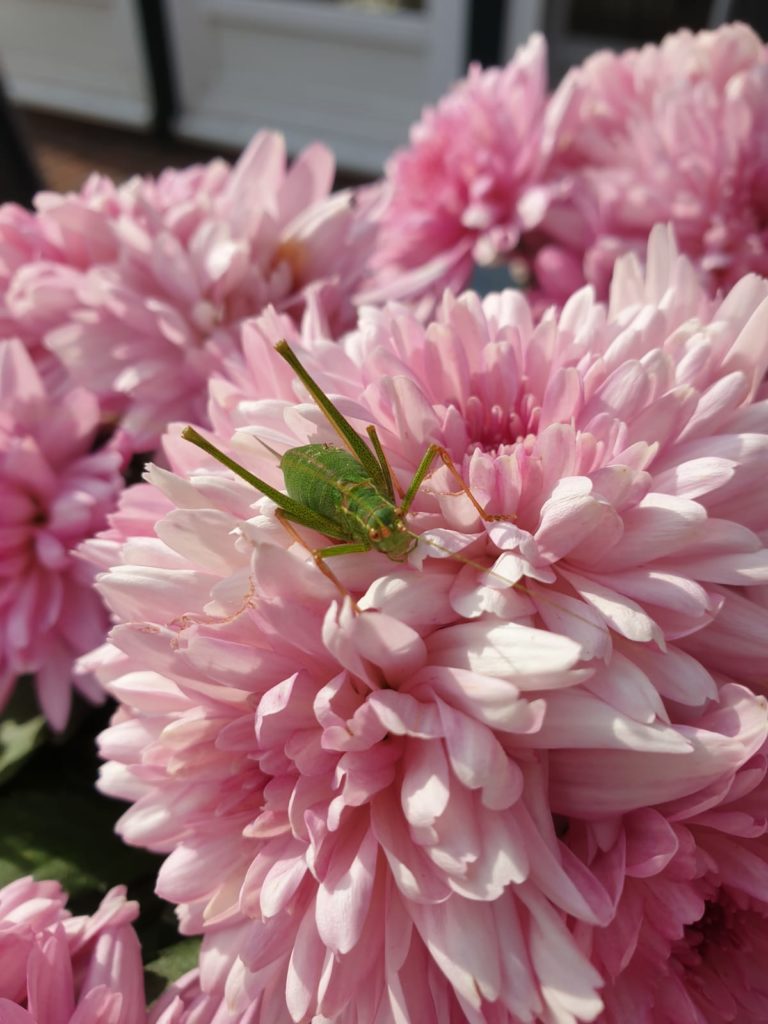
[462,392,536,452]
[673,887,768,1020]
[682,898,743,963]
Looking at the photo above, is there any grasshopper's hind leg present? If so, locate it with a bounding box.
[275,511,369,605]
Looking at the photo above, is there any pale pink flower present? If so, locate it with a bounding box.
[0,203,84,391]
[88,451,613,1022]
[0,879,145,1024]
[535,23,768,303]
[0,167,205,390]
[0,877,70,1003]
[83,228,768,1021]
[150,970,258,1024]
[366,34,552,305]
[36,132,375,452]
[564,744,768,1023]
[1,171,127,330]
[0,338,123,729]
[0,205,53,355]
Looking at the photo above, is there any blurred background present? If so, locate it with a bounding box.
[2,0,766,204]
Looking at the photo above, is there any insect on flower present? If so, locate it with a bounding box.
[182,340,502,594]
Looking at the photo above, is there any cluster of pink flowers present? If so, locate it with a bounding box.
[537,22,768,302]
[375,22,768,307]
[3,17,768,1024]
[7,132,374,454]
[367,33,551,304]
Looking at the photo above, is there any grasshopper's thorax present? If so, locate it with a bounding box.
[281,444,418,561]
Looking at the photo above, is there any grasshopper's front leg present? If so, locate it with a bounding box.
[275,511,370,603]
[399,444,441,515]
[400,444,512,522]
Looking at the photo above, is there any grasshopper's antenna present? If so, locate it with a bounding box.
[418,534,526,593]
[247,434,282,462]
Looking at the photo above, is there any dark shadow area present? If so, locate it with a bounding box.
[0,77,43,205]
[15,109,372,196]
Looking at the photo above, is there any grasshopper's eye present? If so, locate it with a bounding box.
[369,528,381,541]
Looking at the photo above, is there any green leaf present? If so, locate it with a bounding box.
[144,937,202,1002]
[0,788,156,895]
[0,709,46,787]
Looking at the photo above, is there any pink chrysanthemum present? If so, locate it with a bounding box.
[0,203,86,391]
[86,229,768,1021]
[1,164,214,381]
[367,34,552,305]
[7,132,375,453]
[565,747,768,1023]
[534,22,768,303]
[0,877,145,1024]
[0,339,123,729]
[150,970,254,1024]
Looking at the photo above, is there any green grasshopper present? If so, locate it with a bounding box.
[182,340,497,594]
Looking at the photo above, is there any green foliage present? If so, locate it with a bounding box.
[144,937,202,1002]
[0,700,158,895]
[0,680,47,786]
[0,787,156,894]
[0,649,211,1009]
[0,698,167,961]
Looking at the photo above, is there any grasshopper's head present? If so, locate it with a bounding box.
[367,508,418,562]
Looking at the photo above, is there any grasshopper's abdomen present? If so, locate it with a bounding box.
[282,445,371,535]
[281,444,416,560]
